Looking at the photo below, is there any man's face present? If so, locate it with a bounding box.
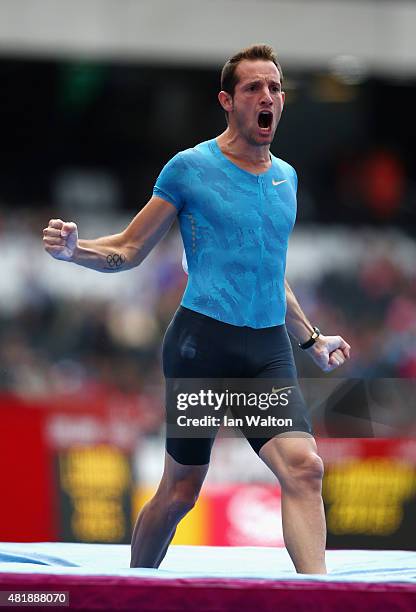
[224,59,285,146]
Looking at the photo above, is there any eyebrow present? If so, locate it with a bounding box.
[243,79,281,89]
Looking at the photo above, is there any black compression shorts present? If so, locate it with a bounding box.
[162,306,312,465]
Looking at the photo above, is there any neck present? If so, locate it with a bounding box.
[216,128,271,168]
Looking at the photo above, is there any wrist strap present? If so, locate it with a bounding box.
[299,326,320,350]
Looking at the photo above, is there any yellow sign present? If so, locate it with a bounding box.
[59,445,131,542]
[324,459,416,536]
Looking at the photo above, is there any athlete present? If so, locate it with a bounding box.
[43,44,350,574]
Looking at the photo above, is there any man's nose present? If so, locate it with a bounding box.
[259,87,273,105]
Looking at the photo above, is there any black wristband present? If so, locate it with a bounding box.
[299,326,320,350]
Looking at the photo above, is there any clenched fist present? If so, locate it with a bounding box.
[43,219,78,261]
[307,334,351,373]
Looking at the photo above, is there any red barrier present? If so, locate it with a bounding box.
[0,392,145,543]
[0,394,54,541]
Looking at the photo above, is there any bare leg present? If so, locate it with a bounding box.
[130,451,209,568]
[259,433,327,574]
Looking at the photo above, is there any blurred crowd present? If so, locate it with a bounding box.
[294,244,416,379]
[1,60,416,416]
[1,210,415,415]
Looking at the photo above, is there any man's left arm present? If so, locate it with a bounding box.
[285,278,351,372]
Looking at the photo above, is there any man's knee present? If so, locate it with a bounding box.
[154,453,208,522]
[281,449,324,494]
[166,480,200,521]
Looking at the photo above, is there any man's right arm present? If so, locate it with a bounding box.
[43,196,178,273]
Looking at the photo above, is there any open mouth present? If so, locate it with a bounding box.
[258,111,273,129]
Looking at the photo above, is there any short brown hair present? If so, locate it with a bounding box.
[221,44,283,96]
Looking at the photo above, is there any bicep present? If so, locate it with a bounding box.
[122,196,178,260]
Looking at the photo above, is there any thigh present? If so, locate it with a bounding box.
[162,307,232,465]
[240,324,313,455]
[164,375,220,466]
[249,323,298,379]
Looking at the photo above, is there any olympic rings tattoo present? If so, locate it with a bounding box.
[105,253,126,269]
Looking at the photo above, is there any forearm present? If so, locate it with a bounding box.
[72,234,139,273]
[284,278,315,343]
[44,198,177,274]
[284,278,351,371]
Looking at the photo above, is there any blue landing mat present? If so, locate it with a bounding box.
[0,543,416,583]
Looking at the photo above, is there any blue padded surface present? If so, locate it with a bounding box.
[0,543,415,583]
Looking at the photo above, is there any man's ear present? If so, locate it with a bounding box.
[218,90,233,113]
[281,91,286,108]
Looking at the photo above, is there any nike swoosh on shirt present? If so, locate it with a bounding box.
[272,179,288,186]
